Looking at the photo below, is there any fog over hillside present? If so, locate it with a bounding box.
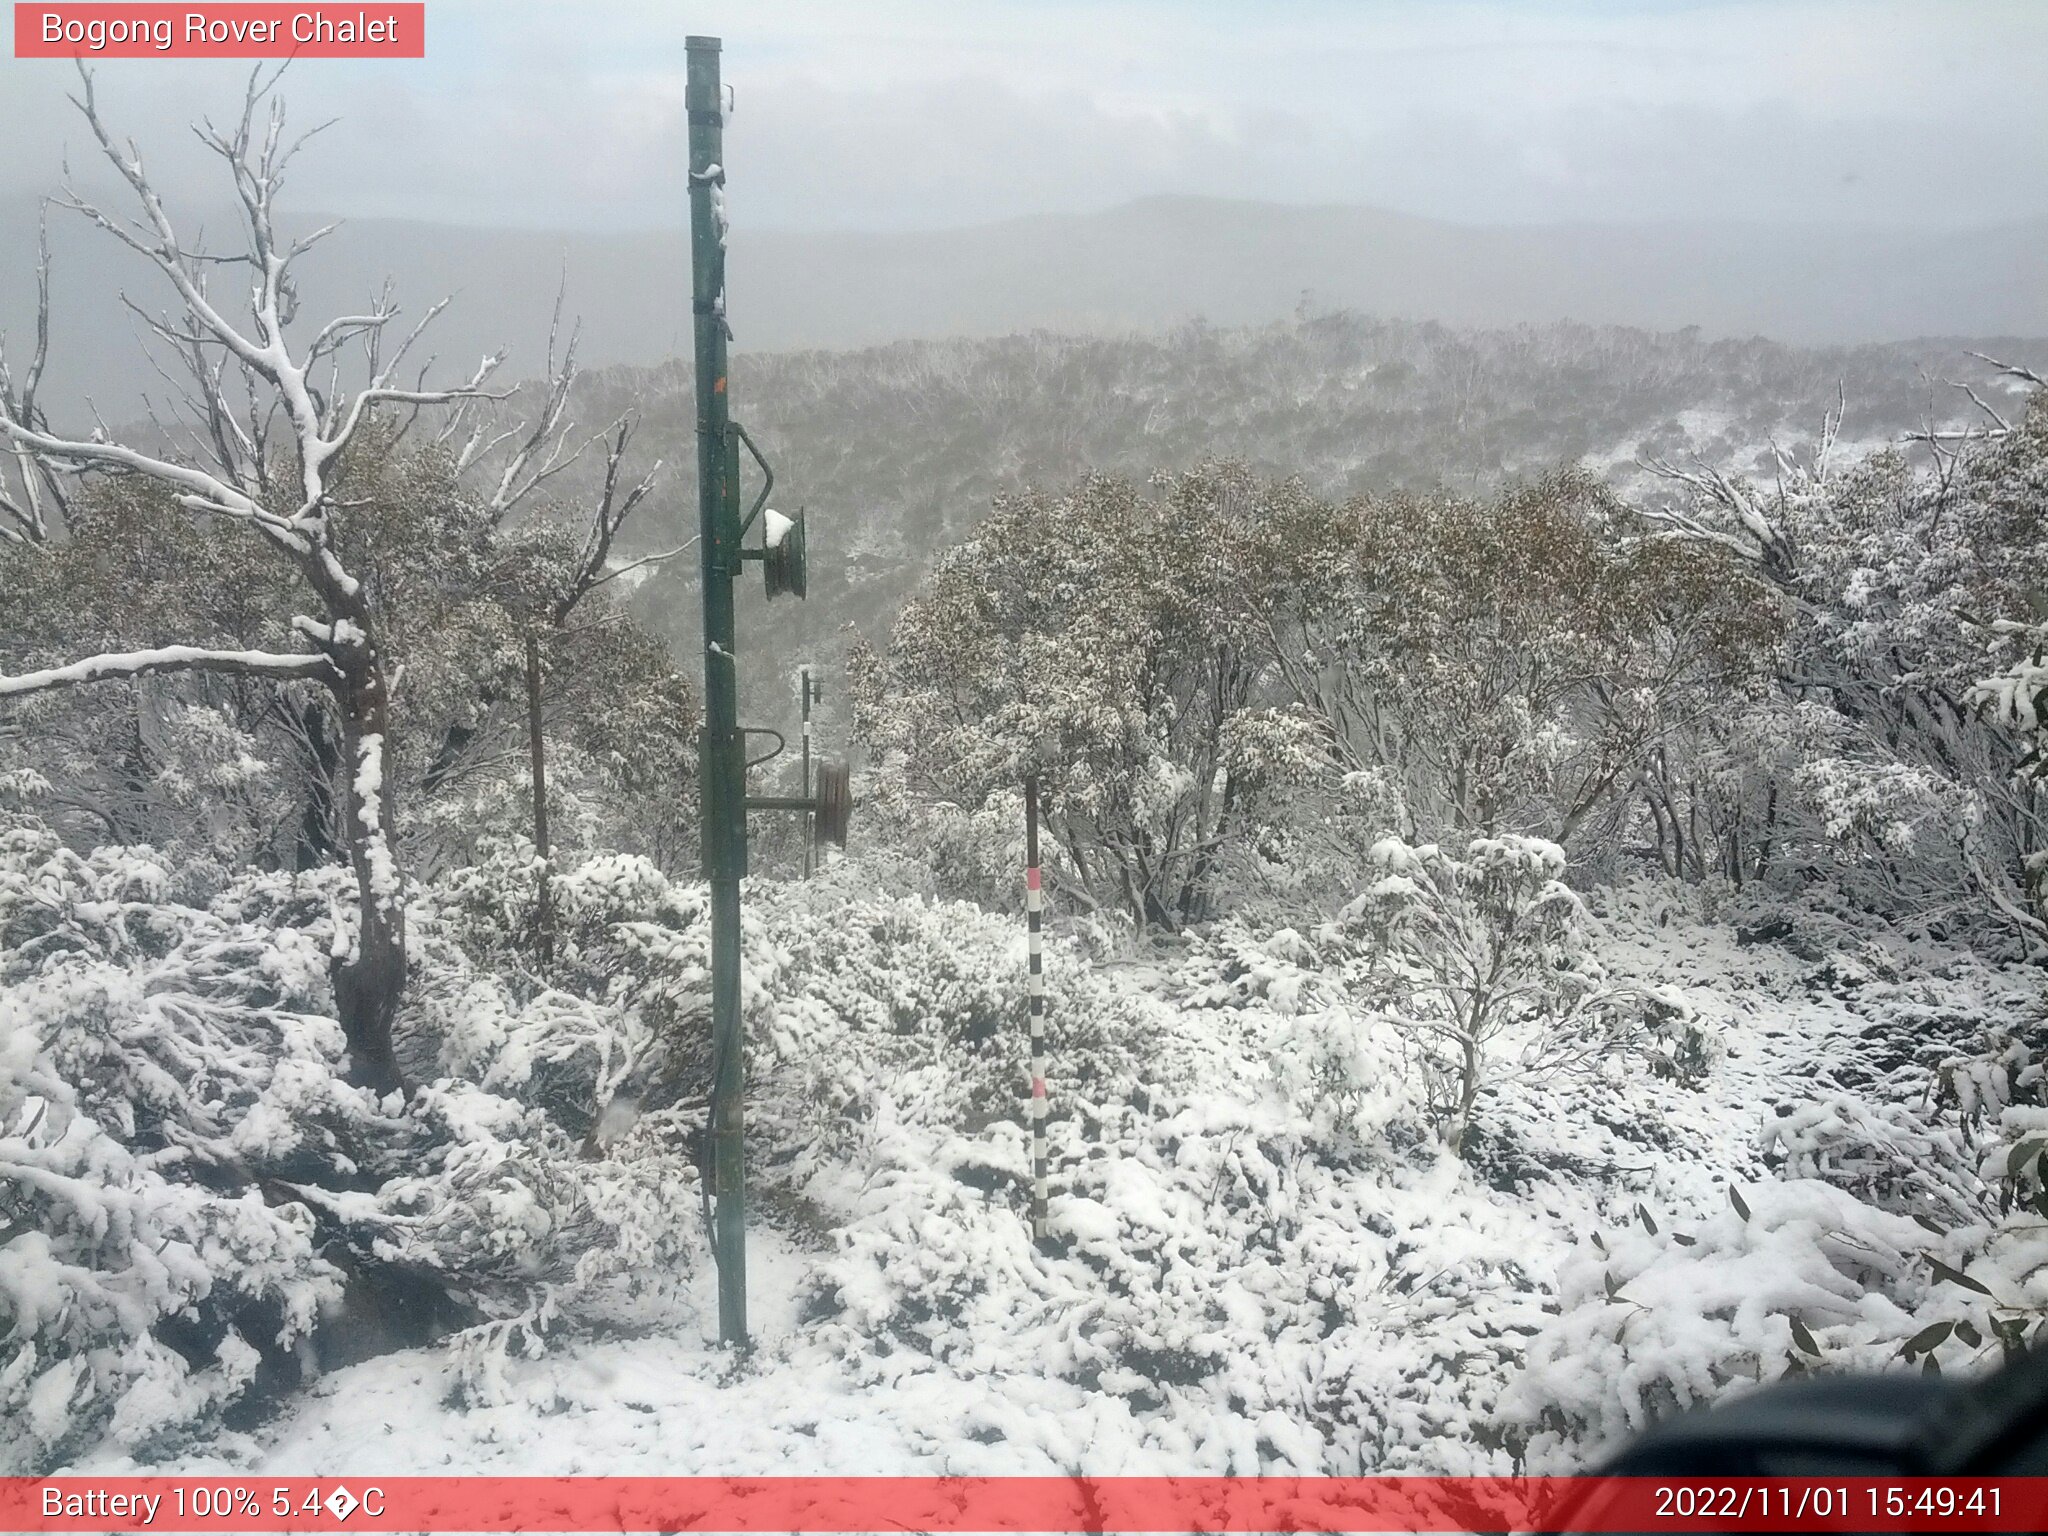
[4,194,2044,416]
[554,314,2047,681]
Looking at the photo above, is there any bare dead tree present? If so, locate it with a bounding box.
[1634,384,1842,592]
[1904,355,2046,451]
[0,68,511,1093]
[492,409,672,938]
[417,305,683,833]
[0,209,67,547]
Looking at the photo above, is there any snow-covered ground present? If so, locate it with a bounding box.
[72,881,2032,1480]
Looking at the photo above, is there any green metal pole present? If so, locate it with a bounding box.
[687,33,747,1351]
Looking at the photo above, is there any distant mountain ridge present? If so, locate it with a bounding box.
[1,194,2043,415]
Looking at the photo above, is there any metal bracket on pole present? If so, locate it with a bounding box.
[734,422,776,538]
[742,726,787,769]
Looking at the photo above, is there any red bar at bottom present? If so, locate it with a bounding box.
[5,1475,2046,1532]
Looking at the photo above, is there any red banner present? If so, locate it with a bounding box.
[13,4,424,57]
[2,1476,2046,1532]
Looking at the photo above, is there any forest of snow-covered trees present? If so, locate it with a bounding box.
[2,74,2046,1486]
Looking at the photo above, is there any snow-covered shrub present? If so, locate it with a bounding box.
[0,830,354,1470]
[747,877,1156,1188]
[1933,1023,2048,1363]
[1760,1095,1983,1230]
[1169,922,1420,1160]
[382,852,722,1395]
[426,847,718,1101]
[1500,1179,1967,1472]
[0,1018,339,1471]
[782,920,1544,1476]
[1173,921,1332,1014]
[0,830,717,1453]
[781,895,1017,1047]
[1333,835,1643,1154]
[1505,970,2047,1474]
[1743,993,2048,1371]
[1639,987,1719,1088]
[1268,1008,1414,1159]
[293,1079,703,1405]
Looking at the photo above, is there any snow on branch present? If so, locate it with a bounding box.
[1634,454,1798,587]
[1905,356,2044,449]
[582,535,696,596]
[453,280,587,522]
[1631,390,1838,591]
[0,410,310,547]
[0,644,340,699]
[1968,352,2048,392]
[558,417,661,619]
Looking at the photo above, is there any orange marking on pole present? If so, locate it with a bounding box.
[714,376,727,394]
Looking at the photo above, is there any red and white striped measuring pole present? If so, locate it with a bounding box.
[1025,777,1048,1246]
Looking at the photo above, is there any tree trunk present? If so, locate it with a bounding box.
[1450,1030,1482,1158]
[294,697,342,871]
[526,631,555,967]
[332,654,407,1097]
[1753,783,1778,884]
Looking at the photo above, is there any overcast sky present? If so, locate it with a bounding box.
[3,0,2046,232]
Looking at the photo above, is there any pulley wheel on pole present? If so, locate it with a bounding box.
[813,759,852,847]
[764,508,807,600]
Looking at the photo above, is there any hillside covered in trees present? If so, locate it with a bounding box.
[578,316,2040,674]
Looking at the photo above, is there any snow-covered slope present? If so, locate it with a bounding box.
[73,879,2037,1479]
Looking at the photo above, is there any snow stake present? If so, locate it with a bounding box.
[1026,777,1049,1246]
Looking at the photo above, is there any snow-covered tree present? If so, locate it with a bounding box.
[1639,386,2048,953]
[0,75,699,1085]
[1960,373,2048,931]
[0,73,515,1089]
[850,464,1283,930]
[1332,835,1642,1155]
[1250,468,1780,869]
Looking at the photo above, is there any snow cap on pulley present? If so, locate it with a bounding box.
[762,507,807,600]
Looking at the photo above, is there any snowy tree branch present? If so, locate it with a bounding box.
[0,645,340,699]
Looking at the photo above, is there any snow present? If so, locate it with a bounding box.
[762,508,793,548]
[0,645,331,697]
[352,734,400,909]
[48,872,2036,1482]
